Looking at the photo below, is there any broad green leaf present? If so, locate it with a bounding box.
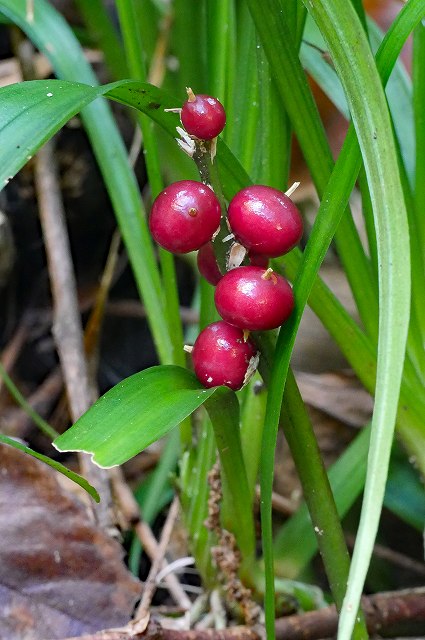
[0,80,105,185]
[54,366,217,468]
[0,435,99,502]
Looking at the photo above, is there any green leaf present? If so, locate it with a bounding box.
[0,434,99,502]
[54,366,217,468]
[306,2,411,638]
[0,80,102,185]
[384,445,425,532]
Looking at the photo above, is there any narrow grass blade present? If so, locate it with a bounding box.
[0,0,173,365]
[0,362,58,440]
[305,2,410,638]
[0,435,99,502]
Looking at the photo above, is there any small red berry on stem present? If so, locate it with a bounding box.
[215,266,294,331]
[197,242,223,285]
[181,88,226,140]
[191,321,258,390]
[228,185,303,258]
[149,180,221,254]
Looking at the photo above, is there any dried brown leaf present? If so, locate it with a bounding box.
[0,443,141,640]
[295,370,373,427]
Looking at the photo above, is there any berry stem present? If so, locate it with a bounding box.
[186,86,196,102]
[192,140,232,274]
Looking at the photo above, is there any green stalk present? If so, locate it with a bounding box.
[240,376,267,500]
[303,3,411,638]
[283,370,367,638]
[204,388,256,573]
[75,0,126,79]
[254,331,368,639]
[413,21,425,331]
[245,0,378,342]
[115,0,185,372]
[181,414,217,587]
[274,424,371,578]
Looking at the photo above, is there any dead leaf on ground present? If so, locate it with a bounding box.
[0,443,142,640]
[295,370,374,427]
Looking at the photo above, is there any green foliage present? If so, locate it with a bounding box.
[0,435,99,502]
[54,366,217,467]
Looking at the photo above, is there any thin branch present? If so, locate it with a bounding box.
[51,588,425,640]
[109,469,191,610]
[34,140,113,527]
[135,497,184,619]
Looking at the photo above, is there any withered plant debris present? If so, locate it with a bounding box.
[0,443,141,640]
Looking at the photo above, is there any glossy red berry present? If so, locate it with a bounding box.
[197,242,222,285]
[181,89,226,140]
[215,266,294,331]
[192,321,258,390]
[248,251,269,269]
[228,185,303,257]
[149,180,221,254]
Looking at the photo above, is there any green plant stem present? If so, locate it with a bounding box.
[204,388,256,574]
[115,0,185,365]
[283,370,366,638]
[302,2,411,637]
[0,362,59,440]
[273,424,371,578]
[253,331,367,638]
[240,375,267,500]
[75,0,126,79]
[181,413,217,587]
[413,21,425,336]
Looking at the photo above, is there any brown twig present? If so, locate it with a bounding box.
[34,140,113,527]
[0,321,28,397]
[50,587,425,640]
[135,497,185,620]
[108,469,191,610]
[134,519,192,610]
[1,366,63,436]
[346,533,425,578]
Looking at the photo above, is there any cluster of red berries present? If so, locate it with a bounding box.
[149,90,303,391]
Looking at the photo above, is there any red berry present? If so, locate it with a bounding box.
[181,89,226,140]
[192,321,258,390]
[248,251,269,268]
[215,266,294,331]
[197,242,222,285]
[228,185,303,257]
[149,180,221,254]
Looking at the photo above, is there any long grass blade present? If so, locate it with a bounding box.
[305,2,411,638]
[0,0,173,365]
